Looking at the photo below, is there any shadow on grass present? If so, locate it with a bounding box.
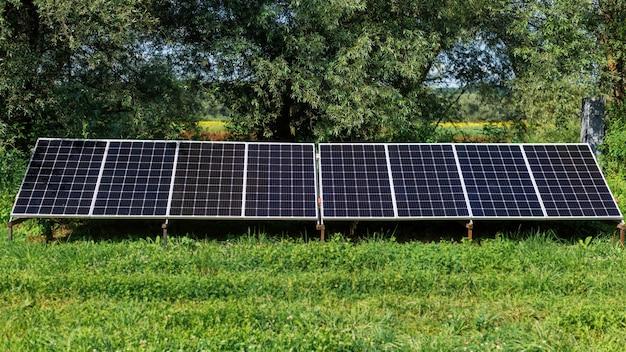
[47,218,621,244]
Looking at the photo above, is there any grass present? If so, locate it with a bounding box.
[1,229,626,351]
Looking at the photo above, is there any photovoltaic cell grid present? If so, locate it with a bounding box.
[320,144,394,218]
[245,144,317,218]
[524,144,621,218]
[169,142,245,217]
[92,141,176,216]
[456,144,544,217]
[388,144,469,217]
[12,139,106,216]
[12,139,623,222]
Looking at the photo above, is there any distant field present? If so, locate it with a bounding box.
[198,119,226,132]
[1,232,625,350]
[197,120,510,141]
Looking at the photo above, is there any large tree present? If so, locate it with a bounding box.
[158,0,504,141]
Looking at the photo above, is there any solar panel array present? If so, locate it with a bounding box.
[12,139,623,222]
[317,143,621,220]
[12,139,317,220]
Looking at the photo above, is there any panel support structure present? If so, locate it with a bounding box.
[451,145,473,217]
[241,143,249,217]
[315,149,325,241]
[89,141,110,215]
[162,219,169,246]
[316,223,325,241]
[165,142,180,217]
[7,222,12,241]
[383,144,399,218]
[618,222,625,246]
[520,145,548,217]
[466,220,473,241]
[6,218,26,241]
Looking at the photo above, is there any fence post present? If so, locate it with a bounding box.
[580,97,605,154]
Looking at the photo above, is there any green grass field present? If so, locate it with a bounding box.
[1,230,625,351]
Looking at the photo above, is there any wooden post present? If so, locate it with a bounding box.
[7,222,13,241]
[580,97,605,155]
[618,222,625,247]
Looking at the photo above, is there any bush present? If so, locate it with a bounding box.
[600,103,626,213]
[0,125,28,223]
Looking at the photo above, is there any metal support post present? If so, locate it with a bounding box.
[618,221,625,246]
[162,220,169,246]
[316,223,325,242]
[316,193,325,241]
[7,221,13,241]
[466,220,474,241]
[7,218,26,241]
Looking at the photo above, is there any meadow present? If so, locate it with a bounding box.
[1,227,626,351]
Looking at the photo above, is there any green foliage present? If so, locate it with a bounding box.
[193,0,506,141]
[0,0,202,151]
[500,0,598,142]
[0,234,625,350]
[0,123,27,222]
[599,103,626,213]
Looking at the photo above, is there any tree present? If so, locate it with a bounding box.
[160,0,506,141]
[0,0,202,151]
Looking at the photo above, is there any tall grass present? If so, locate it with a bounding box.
[1,233,625,351]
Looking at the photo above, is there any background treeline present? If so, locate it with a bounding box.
[1,0,625,223]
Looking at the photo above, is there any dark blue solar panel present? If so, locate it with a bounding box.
[92,141,176,216]
[455,144,544,217]
[388,144,469,217]
[320,144,394,218]
[245,143,317,218]
[12,139,106,216]
[170,142,245,217]
[524,144,621,218]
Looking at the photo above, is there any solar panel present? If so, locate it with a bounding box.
[455,144,544,217]
[388,144,470,217]
[523,144,622,218]
[12,139,106,216]
[11,139,623,224]
[244,143,317,218]
[92,141,177,216]
[169,142,246,217]
[319,144,395,218]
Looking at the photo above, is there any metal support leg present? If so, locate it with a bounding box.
[162,220,169,246]
[466,220,474,241]
[317,223,325,242]
[7,218,26,241]
[349,221,358,237]
[618,222,625,246]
